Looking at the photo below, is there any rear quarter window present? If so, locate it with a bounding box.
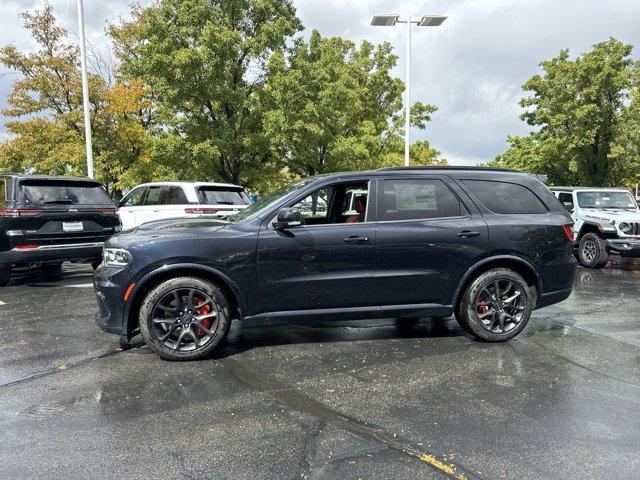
[197,187,249,205]
[463,180,548,214]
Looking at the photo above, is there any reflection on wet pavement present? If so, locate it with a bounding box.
[0,260,639,479]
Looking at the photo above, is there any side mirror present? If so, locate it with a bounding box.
[273,207,304,230]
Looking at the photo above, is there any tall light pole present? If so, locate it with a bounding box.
[371,14,447,167]
[76,0,94,178]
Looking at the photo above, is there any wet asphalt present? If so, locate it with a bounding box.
[0,261,639,479]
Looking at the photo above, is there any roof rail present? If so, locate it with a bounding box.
[377,165,520,173]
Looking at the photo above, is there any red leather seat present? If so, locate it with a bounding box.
[345,196,366,223]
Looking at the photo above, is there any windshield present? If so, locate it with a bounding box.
[577,191,637,209]
[197,186,250,205]
[19,180,112,206]
[229,178,317,222]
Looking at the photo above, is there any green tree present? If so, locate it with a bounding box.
[109,0,302,186]
[261,30,441,177]
[0,6,154,196]
[495,38,639,186]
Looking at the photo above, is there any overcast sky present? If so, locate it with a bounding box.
[1,0,640,164]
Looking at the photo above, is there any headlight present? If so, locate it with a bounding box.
[619,222,631,234]
[102,248,132,267]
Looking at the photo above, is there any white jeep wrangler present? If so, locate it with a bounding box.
[550,187,640,268]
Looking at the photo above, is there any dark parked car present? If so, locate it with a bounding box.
[94,167,576,361]
[0,174,120,285]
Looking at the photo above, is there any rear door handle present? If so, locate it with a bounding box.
[344,236,369,244]
[457,230,481,238]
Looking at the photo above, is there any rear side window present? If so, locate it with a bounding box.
[143,186,166,206]
[197,186,250,205]
[19,180,112,206]
[166,186,188,205]
[464,180,547,214]
[381,179,465,221]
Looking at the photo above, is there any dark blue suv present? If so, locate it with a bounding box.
[94,167,576,361]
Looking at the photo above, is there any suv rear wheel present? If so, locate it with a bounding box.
[138,276,231,361]
[578,232,609,269]
[456,268,534,342]
[0,265,11,286]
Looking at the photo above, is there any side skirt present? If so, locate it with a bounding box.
[241,303,454,327]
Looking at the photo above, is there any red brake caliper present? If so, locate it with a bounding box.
[195,298,213,337]
[477,294,488,314]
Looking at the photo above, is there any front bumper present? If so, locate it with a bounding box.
[606,238,640,254]
[94,265,132,336]
[0,241,104,266]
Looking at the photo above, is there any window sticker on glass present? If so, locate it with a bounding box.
[395,183,437,211]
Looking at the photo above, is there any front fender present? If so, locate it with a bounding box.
[123,262,248,337]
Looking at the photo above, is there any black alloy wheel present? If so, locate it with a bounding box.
[456,268,534,342]
[139,277,231,361]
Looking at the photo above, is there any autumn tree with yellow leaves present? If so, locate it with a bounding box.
[0,6,158,197]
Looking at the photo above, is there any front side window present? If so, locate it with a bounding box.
[381,179,464,221]
[576,191,637,210]
[120,187,146,207]
[464,180,547,214]
[287,182,369,225]
[557,192,574,211]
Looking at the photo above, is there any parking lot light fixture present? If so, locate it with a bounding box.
[371,14,400,26]
[371,12,447,167]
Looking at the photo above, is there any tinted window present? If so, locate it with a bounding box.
[464,180,547,214]
[120,187,146,207]
[0,179,5,203]
[166,186,188,205]
[144,186,165,206]
[197,187,249,205]
[381,179,464,221]
[19,180,112,206]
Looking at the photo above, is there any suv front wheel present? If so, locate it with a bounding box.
[578,232,610,269]
[456,268,534,342]
[139,276,231,361]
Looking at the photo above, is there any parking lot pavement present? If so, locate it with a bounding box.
[1,261,639,479]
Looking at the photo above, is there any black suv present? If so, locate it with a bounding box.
[94,167,576,361]
[0,175,120,285]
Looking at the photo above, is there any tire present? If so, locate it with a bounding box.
[456,268,534,342]
[138,276,231,361]
[578,233,610,269]
[0,265,11,286]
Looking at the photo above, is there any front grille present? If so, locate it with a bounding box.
[622,222,640,236]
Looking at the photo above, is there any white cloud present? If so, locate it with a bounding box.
[2,0,640,165]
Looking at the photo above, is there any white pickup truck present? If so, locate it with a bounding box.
[550,187,640,268]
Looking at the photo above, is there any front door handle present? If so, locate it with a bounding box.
[457,230,481,238]
[344,236,369,244]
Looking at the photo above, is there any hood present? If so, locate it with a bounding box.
[583,209,640,224]
[107,217,230,248]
